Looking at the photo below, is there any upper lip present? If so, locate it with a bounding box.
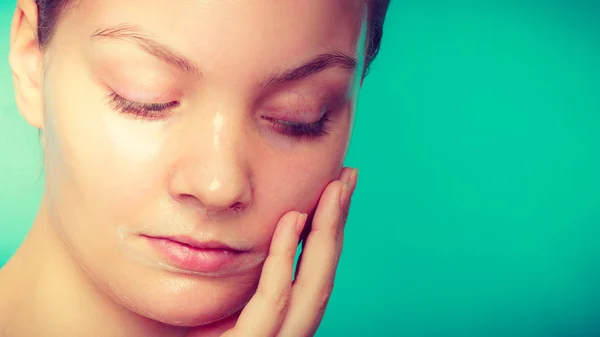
[143,235,243,252]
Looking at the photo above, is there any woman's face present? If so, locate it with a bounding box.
[38,0,366,326]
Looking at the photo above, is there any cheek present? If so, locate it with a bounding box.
[43,68,169,224]
[252,137,348,228]
[238,109,351,246]
[278,154,343,209]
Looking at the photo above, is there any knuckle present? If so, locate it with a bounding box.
[341,204,352,223]
[325,223,339,239]
[340,213,348,227]
[316,287,333,315]
[292,278,309,293]
[256,287,290,316]
[313,281,334,309]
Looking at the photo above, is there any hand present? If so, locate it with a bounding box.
[222,167,358,337]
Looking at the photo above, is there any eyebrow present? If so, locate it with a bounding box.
[91,24,200,74]
[91,23,358,85]
[262,51,357,87]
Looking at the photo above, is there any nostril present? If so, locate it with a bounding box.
[178,194,195,203]
[175,194,247,214]
[230,201,245,212]
[176,194,203,208]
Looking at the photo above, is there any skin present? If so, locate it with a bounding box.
[0,0,365,336]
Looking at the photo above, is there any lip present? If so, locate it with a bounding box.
[151,235,244,251]
[141,235,247,274]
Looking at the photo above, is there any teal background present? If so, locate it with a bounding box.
[1,1,600,336]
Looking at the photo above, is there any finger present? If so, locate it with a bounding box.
[224,211,307,337]
[337,167,356,226]
[337,168,358,228]
[297,167,353,243]
[338,166,355,186]
[277,173,357,336]
[297,167,358,279]
[296,167,354,275]
[297,168,358,282]
[340,168,358,228]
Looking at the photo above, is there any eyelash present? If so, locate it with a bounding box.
[105,91,333,139]
[261,114,332,139]
[106,91,179,119]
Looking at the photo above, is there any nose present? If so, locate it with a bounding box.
[168,109,252,217]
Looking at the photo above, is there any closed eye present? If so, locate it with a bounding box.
[261,113,332,139]
[105,91,179,119]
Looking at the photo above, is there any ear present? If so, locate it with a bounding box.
[9,0,45,129]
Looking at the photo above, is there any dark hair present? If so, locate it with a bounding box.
[35,0,390,74]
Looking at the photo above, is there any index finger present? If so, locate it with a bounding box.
[222,211,307,337]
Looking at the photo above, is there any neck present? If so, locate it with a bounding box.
[0,198,235,337]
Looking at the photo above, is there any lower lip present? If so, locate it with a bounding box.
[145,237,242,274]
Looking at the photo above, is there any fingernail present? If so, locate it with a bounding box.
[339,183,350,209]
[342,168,353,184]
[295,213,307,235]
[351,168,359,191]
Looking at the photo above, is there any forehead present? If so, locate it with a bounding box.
[56,0,367,73]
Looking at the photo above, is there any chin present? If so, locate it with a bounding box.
[109,268,259,327]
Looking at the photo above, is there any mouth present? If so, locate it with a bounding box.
[145,235,246,252]
[140,235,250,275]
